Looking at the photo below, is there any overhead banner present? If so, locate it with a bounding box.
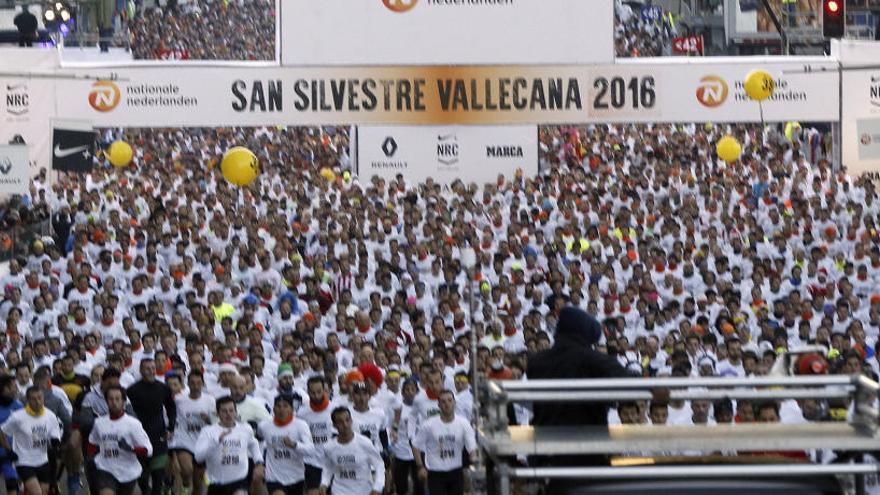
[51,59,839,126]
[0,145,30,194]
[0,49,58,177]
[281,0,613,66]
[357,125,537,185]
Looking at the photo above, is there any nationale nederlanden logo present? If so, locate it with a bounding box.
[383,0,418,13]
[88,81,121,112]
[695,75,728,108]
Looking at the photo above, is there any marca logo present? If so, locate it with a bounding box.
[695,75,728,108]
[88,81,121,112]
[383,0,417,13]
[487,145,523,158]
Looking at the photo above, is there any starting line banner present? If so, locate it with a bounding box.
[48,58,839,126]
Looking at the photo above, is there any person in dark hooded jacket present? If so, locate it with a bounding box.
[528,307,630,428]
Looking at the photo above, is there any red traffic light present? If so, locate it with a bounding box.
[826,0,840,13]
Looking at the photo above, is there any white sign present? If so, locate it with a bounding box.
[50,59,838,127]
[842,69,880,175]
[837,41,880,175]
[280,0,613,66]
[357,125,537,185]
[0,145,30,194]
[0,49,59,177]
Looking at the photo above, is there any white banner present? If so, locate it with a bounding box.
[357,125,537,185]
[281,0,613,66]
[0,145,31,194]
[49,59,838,127]
[838,41,880,176]
[0,49,58,178]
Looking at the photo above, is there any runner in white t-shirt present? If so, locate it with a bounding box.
[412,390,477,495]
[320,406,385,495]
[296,376,337,495]
[194,396,265,495]
[257,394,314,495]
[391,378,422,495]
[0,387,62,495]
[170,371,215,495]
[349,382,389,456]
[87,385,153,495]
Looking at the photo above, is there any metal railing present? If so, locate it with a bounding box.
[478,374,880,492]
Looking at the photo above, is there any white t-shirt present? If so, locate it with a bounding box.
[297,401,337,468]
[1,409,62,467]
[170,394,216,451]
[390,402,415,461]
[413,415,476,472]
[321,434,385,495]
[194,423,263,485]
[257,417,314,485]
[350,407,387,453]
[89,414,153,482]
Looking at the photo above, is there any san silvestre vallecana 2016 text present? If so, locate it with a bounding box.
[230,77,583,113]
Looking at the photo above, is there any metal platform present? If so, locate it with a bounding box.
[477,373,880,494]
[480,422,880,456]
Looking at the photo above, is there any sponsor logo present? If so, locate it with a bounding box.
[486,145,523,158]
[383,0,513,13]
[862,133,872,146]
[695,76,728,108]
[89,81,121,112]
[89,81,198,113]
[53,144,91,159]
[0,157,12,175]
[371,136,407,169]
[437,133,459,167]
[871,75,880,108]
[5,83,29,117]
[382,137,398,157]
[382,0,418,12]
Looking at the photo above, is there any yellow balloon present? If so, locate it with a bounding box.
[716,135,742,163]
[221,147,259,186]
[744,69,775,101]
[108,141,133,168]
[319,167,336,182]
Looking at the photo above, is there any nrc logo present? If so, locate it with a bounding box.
[695,75,728,108]
[383,0,417,12]
[437,133,459,166]
[871,81,880,107]
[88,81,121,112]
[6,84,28,116]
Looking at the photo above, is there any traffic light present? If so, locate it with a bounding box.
[823,0,845,38]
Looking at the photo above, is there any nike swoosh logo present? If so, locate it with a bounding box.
[437,134,456,141]
[54,144,89,158]
[6,84,25,91]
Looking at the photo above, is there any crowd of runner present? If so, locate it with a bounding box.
[0,120,873,494]
[128,0,276,61]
